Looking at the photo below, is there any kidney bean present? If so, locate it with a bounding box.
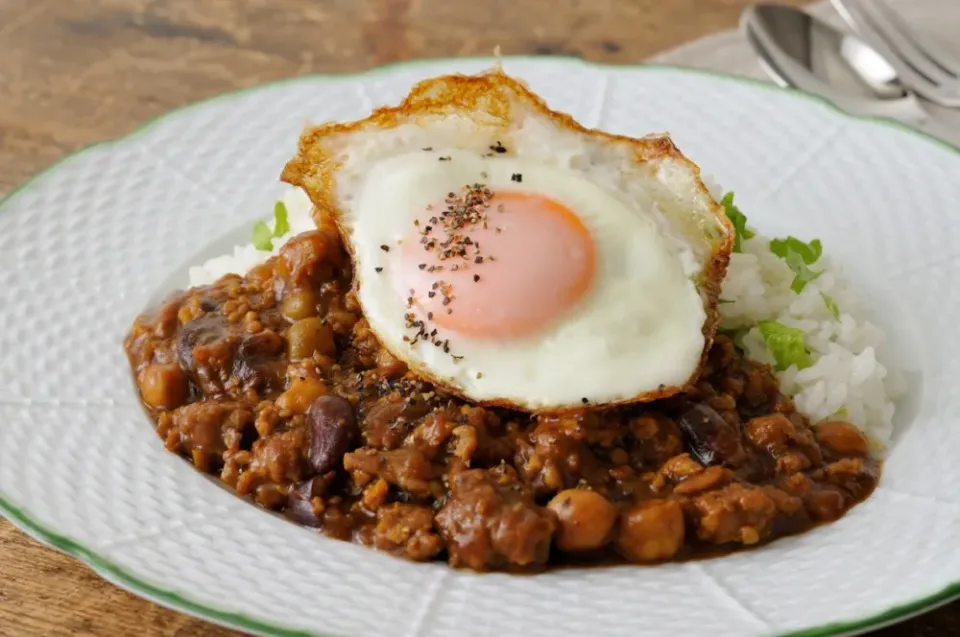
[286,475,331,527]
[678,403,746,467]
[305,395,359,474]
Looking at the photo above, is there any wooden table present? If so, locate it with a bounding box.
[0,1,954,635]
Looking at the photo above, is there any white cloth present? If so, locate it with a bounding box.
[650,0,960,130]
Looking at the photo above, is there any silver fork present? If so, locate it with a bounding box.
[831,0,960,107]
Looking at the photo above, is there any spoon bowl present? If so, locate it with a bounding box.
[742,4,929,122]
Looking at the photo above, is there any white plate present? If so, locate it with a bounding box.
[2,57,959,637]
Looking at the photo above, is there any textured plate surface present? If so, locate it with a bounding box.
[1,57,960,637]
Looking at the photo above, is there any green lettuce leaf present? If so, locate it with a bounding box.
[820,292,840,319]
[273,201,290,237]
[769,236,822,264]
[252,200,292,251]
[252,221,274,251]
[721,192,755,253]
[758,321,812,371]
[769,236,823,293]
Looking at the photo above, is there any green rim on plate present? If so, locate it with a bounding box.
[1,56,957,637]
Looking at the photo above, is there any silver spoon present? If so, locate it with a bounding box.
[741,4,960,148]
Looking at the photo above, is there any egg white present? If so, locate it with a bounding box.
[345,148,707,409]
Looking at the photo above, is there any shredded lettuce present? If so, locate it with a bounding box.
[770,236,822,263]
[721,192,755,253]
[758,321,812,371]
[769,236,823,293]
[273,201,290,236]
[252,200,292,251]
[252,221,274,251]
[820,292,840,319]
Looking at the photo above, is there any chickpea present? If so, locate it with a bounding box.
[658,453,703,481]
[281,288,319,321]
[745,413,797,454]
[673,466,733,495]
[137,363,188,410]
[616,499,685,562]
[548,489,618,552]
[275,378,328,415]
[287,317,335,359]
[813,420,869,457]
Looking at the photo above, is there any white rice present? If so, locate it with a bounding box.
[720,230,905,446]
[190,186,904,446]
[188,188,316,286]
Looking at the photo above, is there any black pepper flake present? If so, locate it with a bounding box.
[380,244,390,252]
[423,147,433,151]
[439,156,452,161]
[428,291,436,298]
[446,308,453,314]
[474,256,483,264]
[452,355,464,362]
[418,263,426,270]
[491,141,507,154]
[477,372,483,379]
[581,397,589,404]
[658,384,666,391]
[511,173,523,183]
[427,312,433,319]
[473,274,480,282]
[375,266,383,273]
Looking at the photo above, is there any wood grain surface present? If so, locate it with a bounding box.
[0,1,954,635]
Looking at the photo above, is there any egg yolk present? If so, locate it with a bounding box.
[395,190,596,339]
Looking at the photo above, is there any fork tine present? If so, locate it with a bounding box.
[870,0,960,79]
[833,0,960,106]
[833,0,941,99]
[856,0,956,86]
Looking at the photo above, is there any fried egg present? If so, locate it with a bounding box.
[283,68,733,411]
